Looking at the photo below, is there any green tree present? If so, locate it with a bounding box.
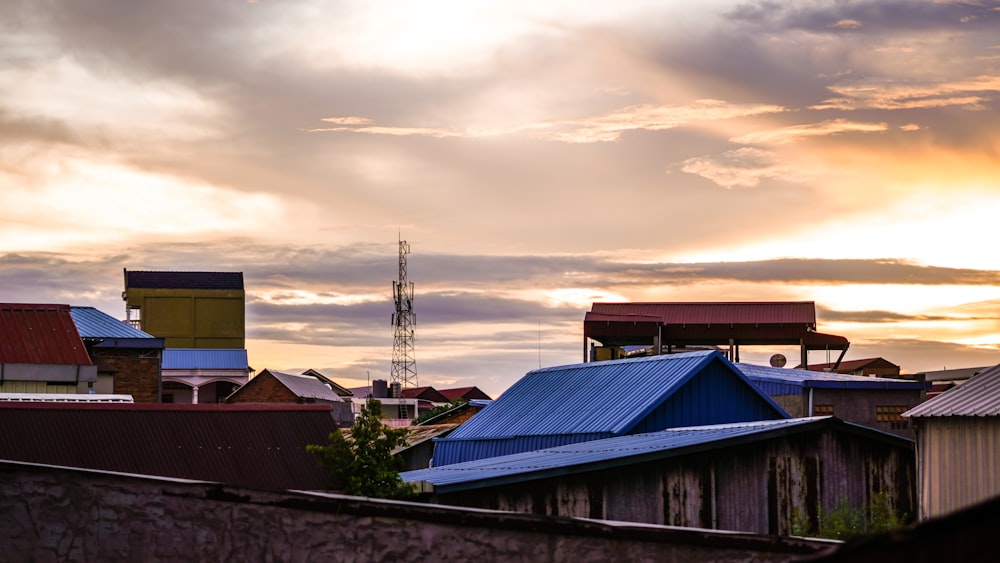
[412,398,467,425]
[307,400,416,499]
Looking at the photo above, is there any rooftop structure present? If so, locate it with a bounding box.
[0,303,97,391]
[583,301,850,368]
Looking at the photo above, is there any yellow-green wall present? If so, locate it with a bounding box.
[125,288,245,348]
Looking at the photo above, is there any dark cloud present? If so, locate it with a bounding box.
[817,307,969,324]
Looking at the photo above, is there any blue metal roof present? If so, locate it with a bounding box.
[404,417,908,493]
[736,362,929,393]
[433,351,788,465]
[70,306,155,339]
[162,348,249,370]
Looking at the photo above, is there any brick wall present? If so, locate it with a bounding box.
[92,351,161,403]
[226,371,298,403]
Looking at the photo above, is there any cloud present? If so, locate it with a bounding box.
[311,100,787,143]
[731,119,888,145]
[680,147,811,188]
[812,75,1000,111]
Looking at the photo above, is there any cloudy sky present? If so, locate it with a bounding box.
[3,1,1000,397]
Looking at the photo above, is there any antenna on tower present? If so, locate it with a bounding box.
[390,236,417,398]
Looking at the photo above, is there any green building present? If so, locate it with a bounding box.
[123,269,245,349]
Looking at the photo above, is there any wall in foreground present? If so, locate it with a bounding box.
[0,461,834,562]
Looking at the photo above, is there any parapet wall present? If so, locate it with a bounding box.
[0,461,833,562]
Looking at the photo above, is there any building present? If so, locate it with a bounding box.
[122,270,245,349]
[300,368,354,397]
[904,364,1000,520]
[226,368,353,426]
[439,386,492,401]
[0,402,340,490]
[161,348,251,404]
[0,303,97,394]
[70,305,165,403]
[583,301,850,368]
[737,362,929,438]
[403,417,915,536]
[431,350,789,466]
[802,357,901,377]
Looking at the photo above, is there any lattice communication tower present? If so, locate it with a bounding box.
[390,238,417,389]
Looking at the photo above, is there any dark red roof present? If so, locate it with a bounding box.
[124,270,244,290]
[0,403,338,491]
[401,386,450,403]
[0,303,93,365]
[439,387,492,401]
[588,302,817,325]
[584,301,848,350]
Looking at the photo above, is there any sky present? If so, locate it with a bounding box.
[3,1,1000,398]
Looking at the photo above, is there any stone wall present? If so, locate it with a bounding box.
[0,461,834,562]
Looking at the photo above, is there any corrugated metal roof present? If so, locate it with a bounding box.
[737,363,928,391]
[405,417,904,493]
[0,402,339,490]
[268,370,344,402]
[162,348,249,370]
[439,387,492,401]
[433,351,788,465]
[0,303,93,365]
[905,363,1000,417]
[124,270,244,290]
[70,306,155,339]
[589,302,817,325]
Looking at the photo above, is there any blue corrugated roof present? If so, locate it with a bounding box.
[162,348,249,370]
[432,351,788,465]
[404,417,907,493]
[736,362,929,391]
[70,306,155,339]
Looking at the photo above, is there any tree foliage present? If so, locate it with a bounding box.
[412,398,468,425]
[307,400,416,499]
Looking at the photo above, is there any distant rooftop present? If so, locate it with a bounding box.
[70,306,156,340]
[124,270,244,290]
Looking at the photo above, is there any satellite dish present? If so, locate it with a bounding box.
[769,354,787,368]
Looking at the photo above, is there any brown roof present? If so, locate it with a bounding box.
[439,387,492,401]
[401,386,450,403]
[0,303,93,365]
[588,302,817,325]
[806,357,899,372]
[0,402,338,491]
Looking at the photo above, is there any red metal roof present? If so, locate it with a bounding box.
[439,387,493,401]
[0,303,93,365]
[588,302,817,325]
[402,386,450,403]
[0,403,339,491]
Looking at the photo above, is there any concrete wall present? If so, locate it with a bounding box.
[0,461,834,562]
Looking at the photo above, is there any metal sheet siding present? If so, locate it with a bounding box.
[0,303,93,365]
[0,403,337,490]
[738,363,928,391]
[906,363,1000,417]
[70,306,155,339]
[162,348,249,370]
[916,416,1000,519]
[406,418,826,490]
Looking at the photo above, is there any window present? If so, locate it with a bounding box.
[876,406,908,430]
[813,404,834,416]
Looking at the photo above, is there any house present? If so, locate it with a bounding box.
[122,269,245,349]
[401,386,450,404]
[904,363,1000,520]
[0,402,341,490]
[403,416,915,536]
[0,303,97,394]
[70,305,165,403]
[802,357,901,377]
[737,362,929,438]
[431,350,789,466]
[583,301,850,368]
[347,380,420,422]
[161,348,251,404]
[226,368,353,426]
[439,386,492,401]
[300,368,354,397]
